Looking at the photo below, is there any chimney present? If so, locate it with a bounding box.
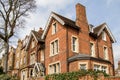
[38,27,43,34]
[75,3,88,27]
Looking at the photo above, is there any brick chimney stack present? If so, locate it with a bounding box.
[75,3,90,55]
[75,3,88,27]
[38,27,43,34]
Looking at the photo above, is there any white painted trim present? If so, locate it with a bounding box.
[48,61,61,74]
[52,21,57,35]
[25,31,39,50]
[71,35,79,53]
[97,24,116,43]
[90,41,96,57]
[78,62,88,70]
[41,12,65,39]
[103,45,109,60]
[49,38,59,57]
[93,62,109,74]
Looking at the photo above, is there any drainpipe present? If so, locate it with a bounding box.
[66,26,69,72]
[96,39,99,58]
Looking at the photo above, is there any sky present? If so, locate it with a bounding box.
[8,0,120,69]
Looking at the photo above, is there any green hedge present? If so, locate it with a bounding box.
[45,70,109,80]
[0,74,19,80]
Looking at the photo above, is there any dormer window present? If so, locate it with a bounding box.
[102,31,107,41]
[52,22,57,34]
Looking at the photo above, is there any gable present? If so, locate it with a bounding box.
[94,23,116,43]
[41,12,79,39]
[41,12,65,39]
[25,32,36,50]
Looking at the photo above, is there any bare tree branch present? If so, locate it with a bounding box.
[0,0,36,73]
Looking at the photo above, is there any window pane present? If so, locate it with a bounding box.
[80,64,86,70]
[72,37,77,51]
[55,40,58,53]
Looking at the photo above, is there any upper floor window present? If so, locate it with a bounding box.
[90,42,95,57]
[102,31,107,41]
[103,46,108,60]
[52,22,57,34]
[16,61,19,68]
[49,62,60,74]
[41,50,44,61]
[32,39,35,48]
[72,36,78,52]
[30,53,35,65]
[50,39,59,56]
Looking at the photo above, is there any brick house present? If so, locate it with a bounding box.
[13,39,23,77]
[20,29,44,80]
[7,46,15,75]
[41,3,115,76]
[115,61,120,76]
[4,3,116,80]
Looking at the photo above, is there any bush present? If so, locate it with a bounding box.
[45,70,109,80]
[0,74,19,80]
[0,74,11,80]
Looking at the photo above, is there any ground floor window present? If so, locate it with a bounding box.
[94,65,100,71]
[49,62,60,74]
[93,64,108,73]
[101,66,107,73]
[80,64,86,70]
[29,69,33,77]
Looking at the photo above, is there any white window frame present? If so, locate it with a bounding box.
[71,36,79,53]
[16,61,19,68]
[93,62,108,74]
[90,42,95,57]
[101,66,107,73]
[102,31,107,41]
[48,61,60,74]
[52,21,57,35]
[94,64,100,71]
[30,52,36,65]
[78,62,88,70]
[32,39,35,48]
[50,38,59,56]
[103,46,108,60]
[41,50,44,61]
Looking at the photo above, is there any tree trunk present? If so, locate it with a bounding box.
[3,42,9,73]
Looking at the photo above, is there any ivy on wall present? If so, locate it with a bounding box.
[45,70,109,80]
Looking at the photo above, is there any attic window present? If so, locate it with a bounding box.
[102,31,107,41]
[32,39,35,48]
[52,22,57,34]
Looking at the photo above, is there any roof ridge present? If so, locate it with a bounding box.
[52,12,75,23]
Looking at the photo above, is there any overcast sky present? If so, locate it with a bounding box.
[8,0,120,69]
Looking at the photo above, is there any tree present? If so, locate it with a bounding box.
[0,0,36,73]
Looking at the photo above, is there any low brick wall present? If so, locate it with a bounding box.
[78,74,120,80]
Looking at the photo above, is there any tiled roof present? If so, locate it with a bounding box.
[32,30,44,42]
[53,12,80,29]
[68,53,111,64]
[94,23,106,35]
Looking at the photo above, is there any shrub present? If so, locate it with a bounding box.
[45,70,109,80]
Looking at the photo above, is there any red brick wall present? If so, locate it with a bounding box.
[45,19,68,74]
